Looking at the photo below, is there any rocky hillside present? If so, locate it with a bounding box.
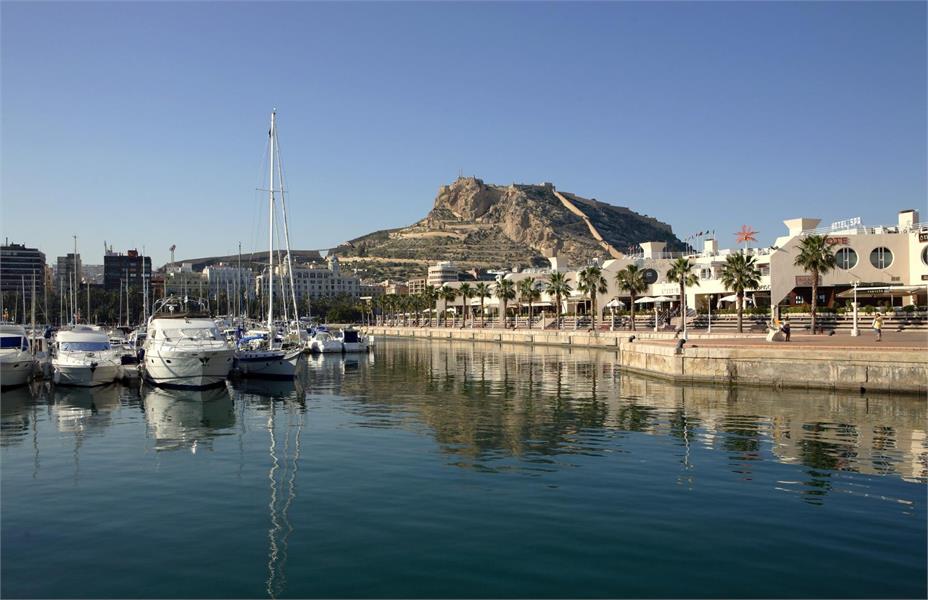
[332,177,681,280]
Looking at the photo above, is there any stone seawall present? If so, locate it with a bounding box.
[364,327,928,395]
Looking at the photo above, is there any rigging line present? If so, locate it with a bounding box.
[265,405,281,600]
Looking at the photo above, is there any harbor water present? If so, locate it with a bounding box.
[2,338,926,598]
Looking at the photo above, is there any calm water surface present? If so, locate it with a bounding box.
[2,339,926,599]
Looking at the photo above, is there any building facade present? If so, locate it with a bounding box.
[55,253,82,290]
[1,242,46,301]
[103,249,152,292]
[427,261,460,287]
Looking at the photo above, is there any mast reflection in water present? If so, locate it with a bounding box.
[0,340,925,599]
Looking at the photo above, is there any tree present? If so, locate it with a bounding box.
[459,282,474,328]
[545,272,572,329]
[666,258,699,331]
[495,278,516,328]
[577,266,608,331]
[720,253,762,333]
[517,278,541,329]
[422,285,438,327]
[614,264,647,331]
[440,285,458,327]
[474,282,491,327]
[793,235,837,334]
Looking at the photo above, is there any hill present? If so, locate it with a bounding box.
[330,177,682,280]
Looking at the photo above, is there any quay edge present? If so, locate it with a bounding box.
[363,326,928,395]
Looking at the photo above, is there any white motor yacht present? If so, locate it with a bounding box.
[337,328,370,353]
[143,297,234,389]
[52,326,121,387]
[0,323,36,388]
[308,330,343,353]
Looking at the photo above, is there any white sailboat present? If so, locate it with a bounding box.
[237,110,302,379]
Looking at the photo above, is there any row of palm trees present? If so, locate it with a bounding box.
[370,234,837,335]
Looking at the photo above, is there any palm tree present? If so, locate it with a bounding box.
[614,264,647,331]
[720,253,761,333]
[474,282,491,327]
[545,272,572,329]
[495,278,516,328]
[422,285,438,327]
[518,277,540,329]
[577,266,608,331]
[793,235,837,334]
[666,258,699,331]
[440,285,458,327]
[458,282,474,328]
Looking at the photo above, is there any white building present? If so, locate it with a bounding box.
[427,261,459,287]
[259,256,361,301]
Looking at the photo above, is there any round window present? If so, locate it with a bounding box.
[835,248,857,270]
[642,269,658,284]
[922,245,928,267]
[869,247,893,269]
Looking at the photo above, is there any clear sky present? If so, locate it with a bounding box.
[2,1,925,267]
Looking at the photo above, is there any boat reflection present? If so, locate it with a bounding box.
[1,385,33,447]
[54,384,122,434]
[142,385,235,453]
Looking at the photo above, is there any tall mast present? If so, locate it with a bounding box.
[125,267,130,326]
[273,122,300,324]
[86,284,90,325]
[31,271,37,354]
[72,235,78,325]
[267,110,276,331]
[237,242,242,322]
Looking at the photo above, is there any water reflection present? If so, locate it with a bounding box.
[143,386,235,453]
[337,340,928,489]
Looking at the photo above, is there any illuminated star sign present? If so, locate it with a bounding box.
[735,225,758,244]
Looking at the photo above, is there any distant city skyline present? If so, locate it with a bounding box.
[2,1,925,267]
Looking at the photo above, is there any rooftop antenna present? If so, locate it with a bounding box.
[169,244,176,265]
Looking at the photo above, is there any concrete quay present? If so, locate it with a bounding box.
[363,326,928,395]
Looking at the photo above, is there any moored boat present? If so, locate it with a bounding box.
[52,326,121,387]
[143,297,234,389]
[0,323,36,388]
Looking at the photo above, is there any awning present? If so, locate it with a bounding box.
[835,285,924,299]
[605,298,625,308]
[634,297,656,304]
[652,296,675,303]
[719,294,755,305]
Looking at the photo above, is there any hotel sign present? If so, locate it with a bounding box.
[830,217,861,231]
[825,236,849,245]
[919,232,928,242]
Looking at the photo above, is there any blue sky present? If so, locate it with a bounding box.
[2,1,925,267]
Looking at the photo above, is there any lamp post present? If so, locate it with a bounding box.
[707,294,712,334]
[850,281,860,336]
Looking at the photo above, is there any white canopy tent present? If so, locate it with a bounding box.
[605,298,626,309]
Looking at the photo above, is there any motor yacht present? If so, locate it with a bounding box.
[337,328,370,353]
[308,329,343,353]
[143,297,234,389]
[0,323,36,388]
[52,326,121,387]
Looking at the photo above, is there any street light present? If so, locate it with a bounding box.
[850,281,860,336]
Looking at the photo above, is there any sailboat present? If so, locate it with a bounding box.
[237,110,303,379]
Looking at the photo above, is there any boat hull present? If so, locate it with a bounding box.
[310,340,343,353]
[0,356,34,388]
[342,342,370,353]
[144,349,234,389]
[237,349,302,379]
[53,363,120,387]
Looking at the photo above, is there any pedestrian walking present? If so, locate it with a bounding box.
[872,314,884,342]
[781,318,791,342]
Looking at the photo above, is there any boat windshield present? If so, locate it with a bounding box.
[0,336,28,350]
[60,341,110,352]
[162,328,220,341]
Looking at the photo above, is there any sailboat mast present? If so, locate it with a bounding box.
[267,110,276,331]
[237,242,242,321]
[30,272,36,346]
[272,124,300,324]
[72,235,78,325]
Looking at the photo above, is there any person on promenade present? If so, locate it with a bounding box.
[872,313,884,342]
[781,318,791,342]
